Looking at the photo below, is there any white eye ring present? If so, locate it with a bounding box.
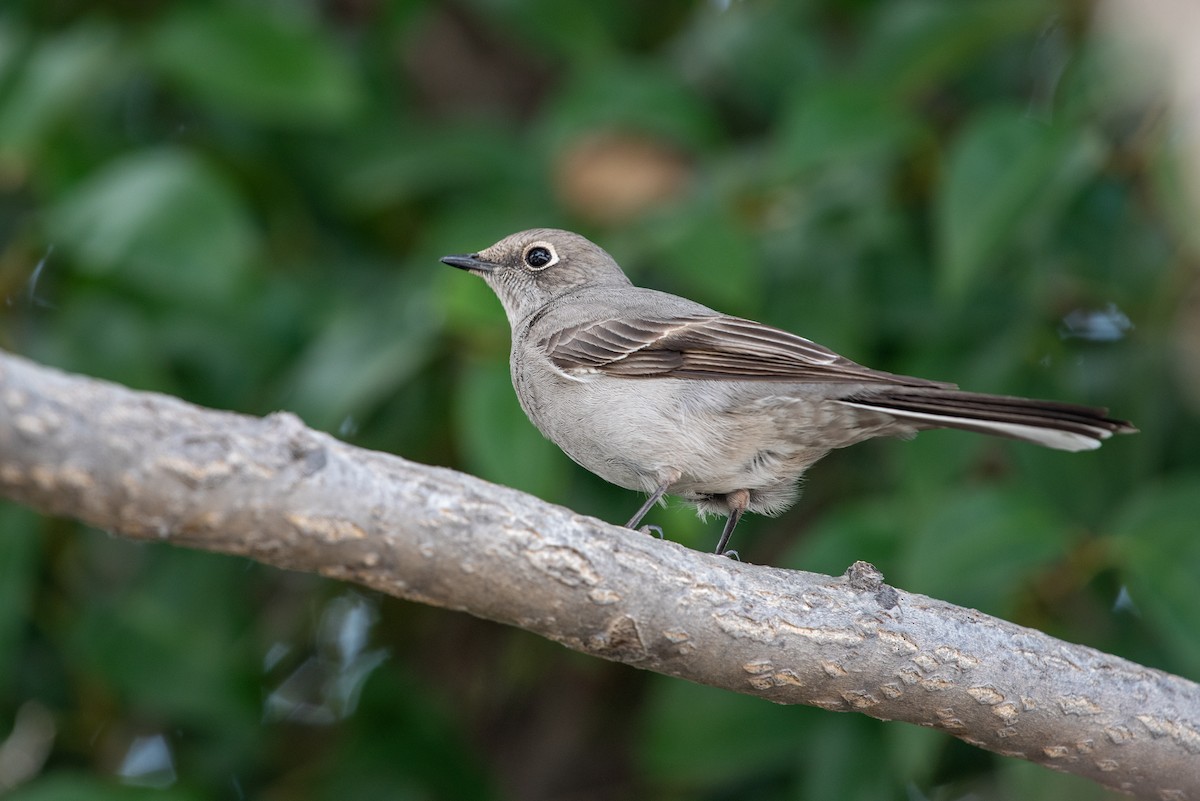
[522,241,559,271]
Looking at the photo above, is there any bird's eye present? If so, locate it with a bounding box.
[523,243,558,271]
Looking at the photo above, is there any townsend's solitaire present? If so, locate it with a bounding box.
[442,229,1135,555]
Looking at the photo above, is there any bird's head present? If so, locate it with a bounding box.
[442,228,632,326]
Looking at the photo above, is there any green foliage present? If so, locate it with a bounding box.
[6,774,205,801]
[0,507,40,690]
[145,5,363,125]
[48,148,258,304]
[1111,476,1200,672]
[936,108,1106,298]
[0,0,1193,799]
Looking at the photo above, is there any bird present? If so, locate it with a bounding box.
[442,228,1135,556]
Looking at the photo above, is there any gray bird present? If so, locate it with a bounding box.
[442,228,1135,555]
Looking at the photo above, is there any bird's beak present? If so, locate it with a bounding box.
[440,253,496,273]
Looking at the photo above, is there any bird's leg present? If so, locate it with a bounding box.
[714,489,750,556]
[625,482,670,530]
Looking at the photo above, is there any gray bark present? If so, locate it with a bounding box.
[0,350,1196,798]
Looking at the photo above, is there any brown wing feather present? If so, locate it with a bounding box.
[847,389,1136,436]
[543,315,953,388]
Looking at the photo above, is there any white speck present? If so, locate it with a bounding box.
[1113,585,1140,616]
[117,734,176,788]
[1059,304,1133,342]
[263,642,291,672]
[263,657,337,725]
[319,592,376,665]
[22,246,58,310]
[262,592,388,724]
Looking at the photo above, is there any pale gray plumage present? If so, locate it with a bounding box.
[442,228,1135,554]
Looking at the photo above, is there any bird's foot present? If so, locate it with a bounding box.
[638,524,665,539]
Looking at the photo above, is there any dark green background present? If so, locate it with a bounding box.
[1,1,1196,799]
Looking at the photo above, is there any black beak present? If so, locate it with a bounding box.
[441,253,496,273]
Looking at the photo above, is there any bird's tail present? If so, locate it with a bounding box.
[840,389,1136,452]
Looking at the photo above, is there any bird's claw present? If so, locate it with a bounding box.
[639,524,665,539]
[720,549,741,561]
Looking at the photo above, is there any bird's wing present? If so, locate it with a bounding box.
[541,314,953,387]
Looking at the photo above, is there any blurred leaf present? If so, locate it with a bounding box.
[467,0,618,61]
[0,505,40,691]
[796,714,896,801]
[1147,138,1200,257]
[540,60,719,152]
[1111,474,1200,673]
[1010,427,1138,529]
[776,84,924,175]
[639,676,796,786]
[454,358,567,500]
[995,752,1128,800]
[786,495,911,577]
[862,0,1047,95]
[0,21,21,76]
[883,721,944,788]
[668,2,822,121]
[648,501,709,552]
[0,23,120,165]
[643,678,919,800]
[642,204,761,313]
[899,486,1069,613]
[284,271,442,432]
[936,108,1104,298]
[64,546,259,729]
[6,774,204,801]
[892,429,995,502]
[439,262,509,334]
[323,121,525,212]
[314,666,499,801]
[146,5,361,125]
[28,293,167,391]
[1056,174,1174,297]
[46,148,257,305]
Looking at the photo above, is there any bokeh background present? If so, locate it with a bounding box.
[2,1,1198,799]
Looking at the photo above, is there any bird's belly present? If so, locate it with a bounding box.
[517,372,686,491]
[513,366,830,508]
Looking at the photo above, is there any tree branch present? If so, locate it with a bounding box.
[0,350,1196,798]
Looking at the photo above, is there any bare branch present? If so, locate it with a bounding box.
[0,350,1196,799]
